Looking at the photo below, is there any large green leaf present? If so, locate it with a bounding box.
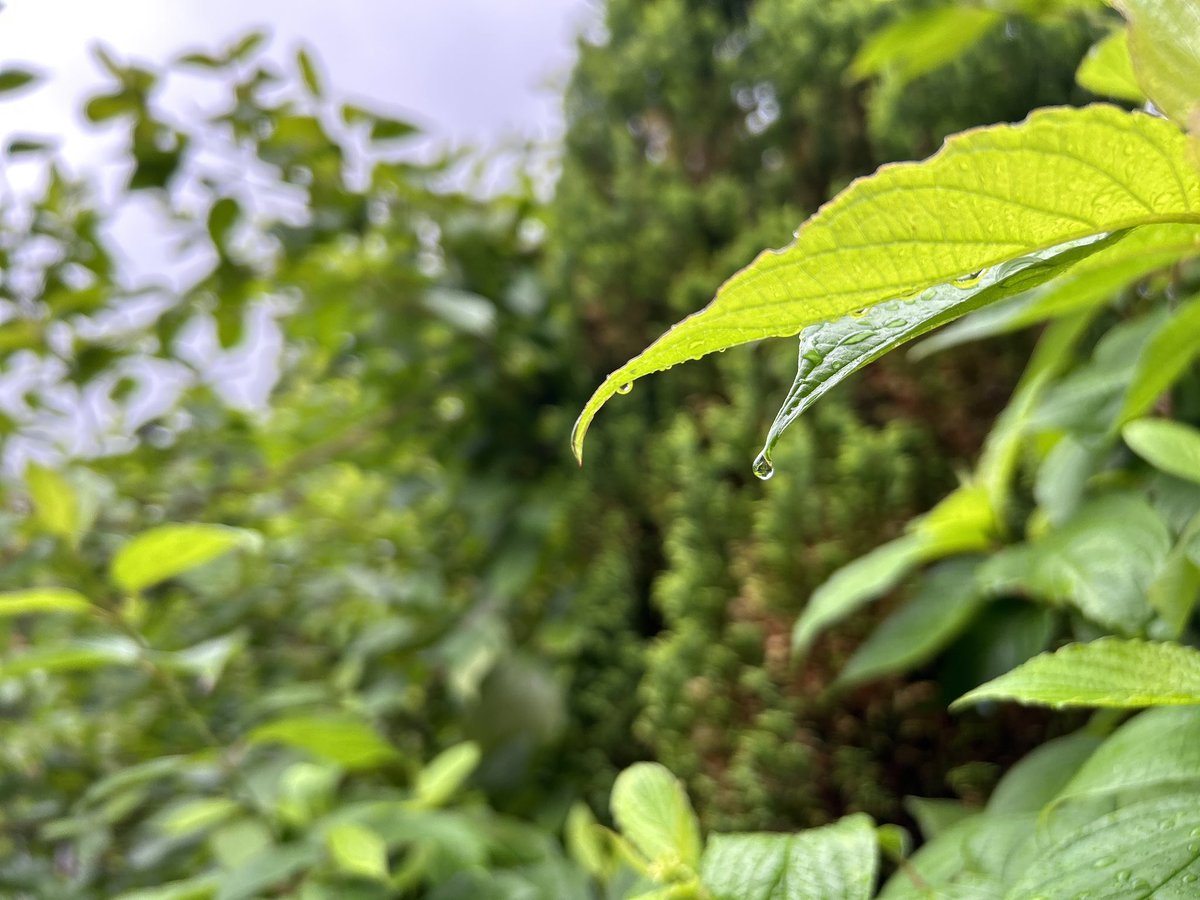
[1124,418,1200,484]
[836,558,986,689]
[610,762,702,873]
[110,524,258,594]
[247,714,400,771]
[1055,707,1200,805]
[757,234,1116,468]
[1116,0,1200,127]
[1005,793,1200,897]
[700,814,877,900]
[851,5,1000,85]
[953,638,1200,709]
[1076,28,1145,103]
[0,588,92,618]
[573,105,1200,461]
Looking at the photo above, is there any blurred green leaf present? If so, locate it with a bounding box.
[852,6,999,84]
[1076,28,1145,103]
[610,762,702,873]
[0,588,92,618]
[247,713,400,771]
[0,66,42,96]
[326,822,389,881]
[1124,418,1200,484]
[110,524,258,594]
[25,462,82,544]
[412,742,481,810]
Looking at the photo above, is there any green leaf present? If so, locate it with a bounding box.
[247,713,399,771]
[1118,295,1200,424]
[0,66,42,96]
[296,47,323,98]
[952,638,1200,709]
[910,222,1200,359]
[700,814,877,900]
[793,484,994,656]
[26,462,81,544]
[758,234,1117,465]
[154,797,240,837]
[113,874,222,900]
[573,105,1200,461]
[1116,0,1200,126]
[851,6,1000,85]
[986,733,1101,815]
[0,639,142,678]
[84,90,138,123]
[565,803,610,878]
[903,797,974,841]
[1124,418,1200,484]
[411,742,481,809]
[0,588,91,618]
[326,822,389,881]
[1148,513,1200,634]
[110,524,257,594]
[1076,29,1145,103]
[837,558,986,689]
[1005,793,1200,897]
[610,762,702,873]
[1055,707,1200,806]
[979,493,1170,633]
[216,844,316,900]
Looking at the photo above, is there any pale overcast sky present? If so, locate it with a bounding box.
[0,0,595,162]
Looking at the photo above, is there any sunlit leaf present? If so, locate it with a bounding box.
[610,762,702,872]
[1116,0,1200,126]
[0,588,91,618]
[1117,295,1200,424]
[247,713,400,771]
[0,639,142,679]
[25,462,81,544]
[411,742,481,810]
[326,822,389,881]
[110,524,258,594]
[700,814,877,900]
[952,638,1200,709]
[573,106,1200,461]
[1076,28,1145,104]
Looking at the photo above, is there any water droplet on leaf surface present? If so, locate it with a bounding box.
[616,382,632,395]
[752,452,775,481]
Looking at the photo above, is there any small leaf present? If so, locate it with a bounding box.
[700,814,877,900]
[0,588,91,618]
[565,803,610,877]
[837,558,986,688]
[1116,0,1200,127]
[411,742,481,809]
[154,797,240,837]
[1124,418,1200,484]
[1005,793,1200,897]
[1148,513,1200,634]
[572,105,1200,461]
[84,90,137,123]
[0,66,42,96]
[225,31,267,63]
[110,524,257,594]
[247,713,399,771]
[215,844,316,900]
[296,47,323,97]
[25,463,81,544]
[0,640,142,679]
[851,6,1000,85]
[952,638,1200,709]
[1076,28,1145,104]
[326,822,388,881]
[1118,294,1200,424]
[610,762,702,873]
[1055,707,1200,806]
[902,798,973,841]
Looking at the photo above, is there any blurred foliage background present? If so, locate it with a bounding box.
[0,0,1114,896]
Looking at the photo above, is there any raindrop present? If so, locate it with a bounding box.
[616,382,633,395]
[752,451,775,481]
[1115,869,1132,882]
[842,332,870,345]
[1182,873,1198,884]
[953,271,983,289]
[884,317,907,328]
[1092,857,1114,868]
